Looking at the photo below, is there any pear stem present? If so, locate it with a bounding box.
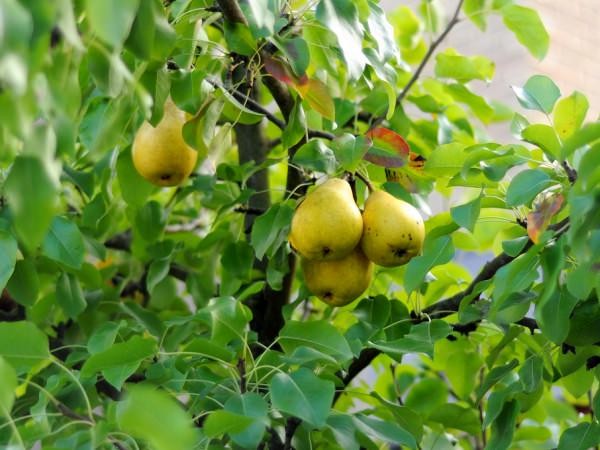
[353,171,374,193]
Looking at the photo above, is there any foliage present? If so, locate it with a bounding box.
[1,0,599,449]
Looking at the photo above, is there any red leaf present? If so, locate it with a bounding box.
[527,193,564,243]
[366,127,410,157]
[296,78,335,121]
[263,56,298,86]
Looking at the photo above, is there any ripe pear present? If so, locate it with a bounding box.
[302,247,373,306]
[289,178,363,260]
[132,98,198,186]
[360,190,425,267]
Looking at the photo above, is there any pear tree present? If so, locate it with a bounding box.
[1,0,600,449]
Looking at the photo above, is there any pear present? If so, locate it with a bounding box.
[302,247,373,306]
[289,178,363,260]
[360,190,425,267]
[132,98,198,186]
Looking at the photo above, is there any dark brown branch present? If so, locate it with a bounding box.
[370,0,465,129]
[216,0,247,24]
[561,160,577,184]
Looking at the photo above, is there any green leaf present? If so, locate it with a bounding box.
[0,321,49,373]
[243,0,276,37]
[562,122,600,159]
[0,356,17,418]
[116,148,157,207]
[279,320,353,362]
[203,410,255,438]
[292,140,336,174]
[435,49,494,82]
[505,169,554,206]
[366,2,399,62]
[270,368,334,428]
[85,0,140,48]
[404,378,447,416]
[428,404,480,435]
[117,384,196,450]
[0,230,17,292]
[404,236,454,293]
[224,22,256,56]
[373,320,451,358]
[6,258,39,307]
[282,102,307,150]
[464,0,487,30]
[81,336,156,378]
[492,250,539,304]
[519,355,543,393]
[208,296,251,346]
[332,134,369,172]
[425,143,467,177]
[56,272,87,319]
[536,290,579,344]
[224,393,269,448]
[445,351,483,400]
[135,201,166,242]
[4,155,59,252]
[502,236,529,257]
[521,124,561,160]
[476,359,519,402]
[502,5,549,60]
[557,423,600,450]
[450,194,481,232]
[316,0,366,79]
[553,91,589,140]
[146,258,170,295]
[512,75,560,114]
[353,414,417,449]
[42,216,85,270]
[250,202,295,260]
[486,399,520,450]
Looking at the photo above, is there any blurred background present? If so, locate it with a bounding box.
[381,0,600,122]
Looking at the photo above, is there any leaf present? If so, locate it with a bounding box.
[56,272,87,319]
[464,0,487,30]
[502,5,549,60]
[281,36,310,77]
[404,236,454,293]
[332,133,369,172]
[511,75,560,114]
[270,368,334,428]
[561,122,600,159]
[42,216,85,270]
[535,290,578,344]
[553,91,589,140]
[223,21,256,56]
[204,410,255,438]
[146,258,170,295]
[0,230,17,292]
[4,155,59,252]
[502,236,529,257]
[372,320,451,358]
[519,355,543,393]
[263,56,298,86]
[315,0,366,79]
[292,140,336,173]
[435,49,495,82]
[243,0,276,37]
[296,78,336,121]
[6,259,39,307]
[0,321,49,373]
[450,194,481,232]
[282,102,307,150]
[279,320,353,362]
[476,359,519,402]
[353,414,417,449]
[0,356,17,417]
[117,385,196,450]
[404,378,447,416]
[425,143,467,177]
[486,399,520,450]
[527,193,564,243]
[250,201,295,260]
[85,0,140,48]
[445,351,483,400]
[116,148,157,207]
[557,423,600,450]
[81,336,156,378]
[366,2,399,61]
[505,169,554,207]
[492,250,539,304]
[208,296,251,346]
[224,393,269,447]
[428,404,480,435]
[521,124,561,160]
[364,127,411,168]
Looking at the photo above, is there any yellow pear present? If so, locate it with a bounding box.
[302,247,373,306]
[360,190,425,267]
[289,178,363,260]
[132,98,198,186]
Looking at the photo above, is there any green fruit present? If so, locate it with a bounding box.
[302,247,373,306]
[132,99,198,187]
[360,190,425,267]
[289,178,363,261]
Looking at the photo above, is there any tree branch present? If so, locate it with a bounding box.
[370,0,465,129]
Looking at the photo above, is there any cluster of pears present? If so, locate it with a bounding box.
[289,178,425,306]
[132,98,198,187]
